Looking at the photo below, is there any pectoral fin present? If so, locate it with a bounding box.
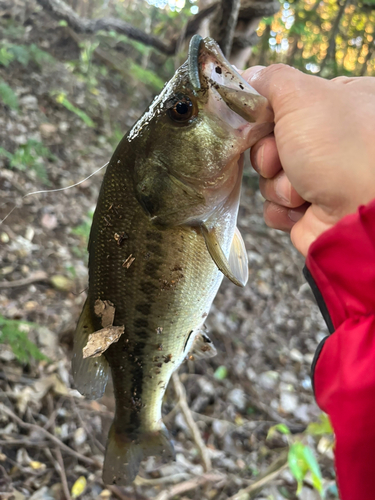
[201,223,247,287]
[72,299,109,399]
[229,227,248,286]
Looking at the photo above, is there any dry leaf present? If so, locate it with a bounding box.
[94,299,115,328]
[83,326,124,359]
[71,476,87,498]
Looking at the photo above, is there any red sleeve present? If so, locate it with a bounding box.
[305,199,375,500]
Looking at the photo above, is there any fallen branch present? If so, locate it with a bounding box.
[228,451,288,500]
[36,0,174,54]
[0,270,48,289]
[172,372,211,472]
[154,473,224,500]
[0,403,100,468]
[54,447,72,500]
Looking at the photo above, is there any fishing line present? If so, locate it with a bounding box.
[0,161,109,225]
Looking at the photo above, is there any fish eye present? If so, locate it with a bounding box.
[168,96,196,123]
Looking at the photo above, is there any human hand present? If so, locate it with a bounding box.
[241,64,375,257]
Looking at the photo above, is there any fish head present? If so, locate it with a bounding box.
[130,35,274,226]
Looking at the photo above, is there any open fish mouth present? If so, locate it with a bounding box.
[188,34,274,126]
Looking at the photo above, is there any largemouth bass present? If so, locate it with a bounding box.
[72,35,273,485]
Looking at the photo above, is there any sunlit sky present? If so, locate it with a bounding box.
[146,0,198,14]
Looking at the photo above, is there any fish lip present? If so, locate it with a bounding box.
[195,37,274,125]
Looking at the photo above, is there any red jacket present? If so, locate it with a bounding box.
[305,198,375,500]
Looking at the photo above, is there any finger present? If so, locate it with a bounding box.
[263,201,309,233]
[242,64,327,120]
[241,65,265,82]
[250,134,282,178]
[259,171,305,208]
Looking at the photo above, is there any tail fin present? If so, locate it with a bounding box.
[102,424,175,485]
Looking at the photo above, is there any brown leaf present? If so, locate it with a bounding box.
[82,326,124,359]
[94,299,115,327]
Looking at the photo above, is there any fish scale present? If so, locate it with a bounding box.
[72,35,274,485]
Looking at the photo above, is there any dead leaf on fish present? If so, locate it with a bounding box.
[83,326,124,359]
[94,299,115,328]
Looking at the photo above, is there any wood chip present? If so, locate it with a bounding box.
[122,254,135,268]
[83,326,124,359]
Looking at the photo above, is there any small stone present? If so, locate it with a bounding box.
[227,388,246,411]
[74,427,87,446]
[212,419,230,438]
[290,348,304,363]
[280,392,298,414]
[197,377,215,397]
[41,213,58,230]
[246,367,257,381]
[20,95,38,109]
[280,371,297,385]
[258,370,279,390]
[0,232,9,243]
[40,123,57,138]
[304,353,314,364]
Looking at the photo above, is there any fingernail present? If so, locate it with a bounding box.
[275,175,291,204]
[288,209,303,222]
[252,144,264,173]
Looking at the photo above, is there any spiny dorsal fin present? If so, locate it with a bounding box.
[189,330,217,360]
[201,223,247,287]
[72,299,109,399]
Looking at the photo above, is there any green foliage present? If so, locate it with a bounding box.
[0,46,15,67]
[288,442,323,495]
[0,80,19,110]
[0,315,48,365]
[0,139,56,184]
[0,42,55,69]
[128,60,165,91]
[214,365,228,380]
[55,93,95,128]
[268,414,333,497]
[307,413,333,436]
[267,423,291,439]
[253,0,375,78]
[71,210,94,244]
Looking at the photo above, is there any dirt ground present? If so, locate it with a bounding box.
[0,2,336,499]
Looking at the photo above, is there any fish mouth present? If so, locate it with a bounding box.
[188,35,274,126]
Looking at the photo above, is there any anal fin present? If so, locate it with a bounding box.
[72,298,109,399]
[189,329,217,360]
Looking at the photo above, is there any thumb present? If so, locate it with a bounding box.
[242,64,326,120]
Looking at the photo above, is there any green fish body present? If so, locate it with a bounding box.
[72,36,273,485]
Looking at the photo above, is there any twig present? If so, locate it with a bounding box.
[105,485,132,500]
[172,372,211,472]
[0,403,100,468]
[72,398,106,454]
[228,452,288,500]
[134,472,191,486]
[0,270,48,289]
[0,439,50,447]
[54,447,72,500]
[154,473,224,500]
